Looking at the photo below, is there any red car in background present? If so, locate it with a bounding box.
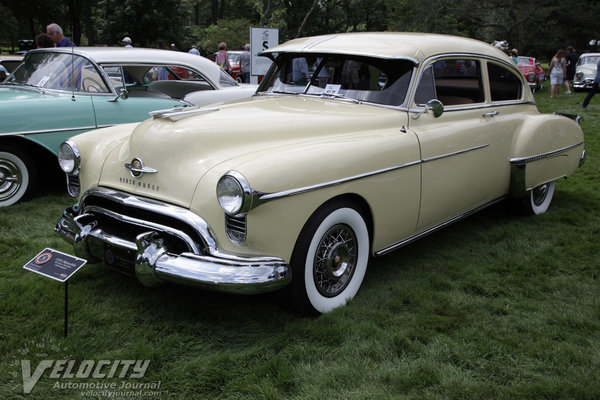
[517,56,545,92]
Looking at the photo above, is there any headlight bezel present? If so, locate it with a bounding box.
[57,140,81,175]
[216,171,253,216]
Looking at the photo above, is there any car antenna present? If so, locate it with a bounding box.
[71,46,76,102]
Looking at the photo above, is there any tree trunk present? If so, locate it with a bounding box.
[295,0,319,38]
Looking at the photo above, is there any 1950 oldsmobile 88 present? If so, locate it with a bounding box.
[56,33,585,314]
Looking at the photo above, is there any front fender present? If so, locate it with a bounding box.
[69,122,140,198]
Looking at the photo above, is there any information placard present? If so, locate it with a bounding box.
[23,248,87,282]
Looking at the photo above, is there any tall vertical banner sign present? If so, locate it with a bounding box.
[250,27,279,80]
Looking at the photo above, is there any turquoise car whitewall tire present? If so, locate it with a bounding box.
[290,201,370,314]
[0,145,37,207]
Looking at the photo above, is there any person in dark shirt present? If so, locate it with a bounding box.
[565,46,577,94]
[46,23,76,47]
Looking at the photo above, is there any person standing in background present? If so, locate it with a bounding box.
[35,33,54,48]
[216,42,231,74]
[122,37,133,48]
[189,45,200,55]
[46,23,75,47]
[548,49,566,98]
[564,46,577,94]
[240,44,251,83]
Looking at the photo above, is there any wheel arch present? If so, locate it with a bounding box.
[0,135,57,168]
[295,192,375,254]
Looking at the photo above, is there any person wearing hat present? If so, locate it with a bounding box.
[122,37,133,48]
[188,45,200,56]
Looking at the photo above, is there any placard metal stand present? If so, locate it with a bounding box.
[23,248,87,337]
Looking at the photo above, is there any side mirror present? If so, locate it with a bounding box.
[108,88,129,102]
[427,99,444,118]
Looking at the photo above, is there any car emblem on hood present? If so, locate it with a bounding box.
[124,158,158,178]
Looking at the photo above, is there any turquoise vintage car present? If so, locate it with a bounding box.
[0,47,256,206]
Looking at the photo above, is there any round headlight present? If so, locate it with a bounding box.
[57,140,81,174]
[216,171,252,216]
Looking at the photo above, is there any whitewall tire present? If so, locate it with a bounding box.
[528,181,555,215]
[290,202,370,314]
[0,146,37,207]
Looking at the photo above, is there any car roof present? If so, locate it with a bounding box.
[260,32,511,65]
[26,47,225,86]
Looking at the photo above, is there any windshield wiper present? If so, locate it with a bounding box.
[259,90,299,95]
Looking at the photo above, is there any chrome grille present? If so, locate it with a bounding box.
[66,174,80,197]
[225,214,247,243]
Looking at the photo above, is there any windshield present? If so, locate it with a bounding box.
[578,55,600,66]
[258,53,414,106]
[517,57,536,66]
[6,52,110,93]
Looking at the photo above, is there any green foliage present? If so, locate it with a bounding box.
[1,0,599,57]
[193,18,253,56]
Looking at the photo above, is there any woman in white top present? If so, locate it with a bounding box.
[549,49,567,98]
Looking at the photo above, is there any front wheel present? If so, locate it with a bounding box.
[0,145,37,207]
[523,181,555,215]
[289,202,370,314]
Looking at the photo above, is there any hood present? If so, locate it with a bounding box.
[98,95,404,208]
[577,64,597,77]
[0,86,95,134]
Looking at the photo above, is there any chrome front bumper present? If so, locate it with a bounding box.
[55,202,291,294]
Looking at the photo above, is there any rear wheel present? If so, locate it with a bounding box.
[0,145,37,207]
[289,201,370,314]
[522,181,555,215]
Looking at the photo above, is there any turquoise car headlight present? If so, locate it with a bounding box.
[57,140,81,175]
[217,171,252,216]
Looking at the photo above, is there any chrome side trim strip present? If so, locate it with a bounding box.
[258,144,489,202]
[258,160,422,202]
[374,196,506,256]
[422,144,489,163]
[509,141,584,164]
[1,125,97,136]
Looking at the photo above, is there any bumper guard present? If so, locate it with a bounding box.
[55,205,291,294]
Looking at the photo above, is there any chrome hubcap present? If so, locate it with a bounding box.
[532,184,548,206]
[0,158,22,202]
[313,224,357,297]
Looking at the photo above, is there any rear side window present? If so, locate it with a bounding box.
[415,59,483,106]
[488,63,522,101]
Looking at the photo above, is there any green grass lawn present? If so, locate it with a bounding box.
[1,86,599,399]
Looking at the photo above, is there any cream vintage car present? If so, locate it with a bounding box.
[56,33,585,314]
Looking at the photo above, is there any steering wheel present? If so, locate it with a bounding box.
[82,77,102,92]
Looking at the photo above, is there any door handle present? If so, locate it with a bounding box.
[482,111,500,117]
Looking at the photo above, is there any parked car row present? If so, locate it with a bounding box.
[54,32,585,314]
[0,47,257,206]
[516,56,545,92]
[574,52,600,90]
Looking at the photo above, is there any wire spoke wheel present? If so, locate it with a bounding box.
[313,224,357,297]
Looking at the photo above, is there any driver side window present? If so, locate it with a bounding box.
[415,59,483,106]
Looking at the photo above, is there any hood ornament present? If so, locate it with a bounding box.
[124,158,158,178]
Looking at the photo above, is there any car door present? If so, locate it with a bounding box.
[91,65,185,128]
[409,57,520,231]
